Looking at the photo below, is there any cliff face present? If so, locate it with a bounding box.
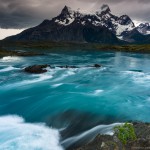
[5,17,120,44]
[74,122,150,150]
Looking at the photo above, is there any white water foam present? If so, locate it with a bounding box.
[0,115,63,150]
[122,71,150,84]
[1,56,23,62]
[92,90,104,96]
[0,66,19,72]
[2,73,53,89]
[52,83,64,88]
[69,89,104,97]
[53,70,76,82]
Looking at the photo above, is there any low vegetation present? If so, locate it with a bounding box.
[114,123,137,145]
[96,44,150,53]
[0,47,43,57]
[1,41,150,53]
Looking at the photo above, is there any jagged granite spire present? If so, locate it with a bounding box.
[5,4,149,44]
[101,4,111,13]
[136,23,150,35]
[61,5,73,17]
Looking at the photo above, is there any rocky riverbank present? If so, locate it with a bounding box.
[0,48,43,58]
[1,41,150,53]
[74,122,150,150]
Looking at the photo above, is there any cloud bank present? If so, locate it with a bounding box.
[0,28,24,40]
[0,0,150,29]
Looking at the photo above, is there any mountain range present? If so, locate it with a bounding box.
[4,4,150,44]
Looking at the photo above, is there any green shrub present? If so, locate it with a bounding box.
[114,123,137,145]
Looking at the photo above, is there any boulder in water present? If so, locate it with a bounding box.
[94,64,102,68]
[57,65,79,69]
[24,64,50,74]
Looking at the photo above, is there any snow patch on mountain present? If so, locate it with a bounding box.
[53,5,135,36]
[115,23,135,35]
[136,23,150,35]
[133,20,142,27]
[55,17,74,26]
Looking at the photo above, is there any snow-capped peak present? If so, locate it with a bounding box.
[136,22,150,35]
[61,5,73,16]
[139,23,150,27]
[54,5,135,36]
[101,4,111,13]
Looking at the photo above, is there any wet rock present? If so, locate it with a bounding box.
[86,64,102,68]
[75,135,120,150]
[74,122,150,150]
[57,65,79,69]
[129,70,143,72]
[94,64,102,68]
[126,138,150,150]
[133,122,150,139]
[24,64,102,74]
[57,64,101,69]
[24,64,50,74]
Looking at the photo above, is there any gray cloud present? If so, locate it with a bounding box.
[0,0,150,29]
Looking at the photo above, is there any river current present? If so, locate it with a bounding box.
[0,49,150,149]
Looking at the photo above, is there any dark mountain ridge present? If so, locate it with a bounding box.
[4,4,150,44]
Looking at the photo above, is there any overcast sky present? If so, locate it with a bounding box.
[0,0,150,29]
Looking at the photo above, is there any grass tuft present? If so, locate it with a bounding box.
[114,123,137,145]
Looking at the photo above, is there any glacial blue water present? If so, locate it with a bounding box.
[0,49,150,149]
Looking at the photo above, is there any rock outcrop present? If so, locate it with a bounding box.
[24,64,102,74]
[75,122,150,150]
[24,65,50,74]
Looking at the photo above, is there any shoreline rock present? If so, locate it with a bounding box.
[0,48,43,58]
[74,122,150,150]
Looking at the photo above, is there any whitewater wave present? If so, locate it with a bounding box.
[69,89,104,97]
[0,66,20,72]
[52,83,64,88]
[52,70,76,82]
[2,73,53,89]
[19,74,52,85]
[0,115,63,150]
[122,71,150,84]
[1,56,23,62]
[91,90,104,96]
[61,123,123,148]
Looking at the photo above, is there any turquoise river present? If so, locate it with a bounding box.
[0,49,150,150]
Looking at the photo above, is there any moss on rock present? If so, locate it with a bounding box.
[114,123,137,145]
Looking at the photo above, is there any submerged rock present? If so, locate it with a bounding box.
[129,70,143,72]
[24,64,102,74]
[58,64,102,69]
[87,64,102,68]
[94,64,102,68]
[24,64,50,74]
[57,65,79,69]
